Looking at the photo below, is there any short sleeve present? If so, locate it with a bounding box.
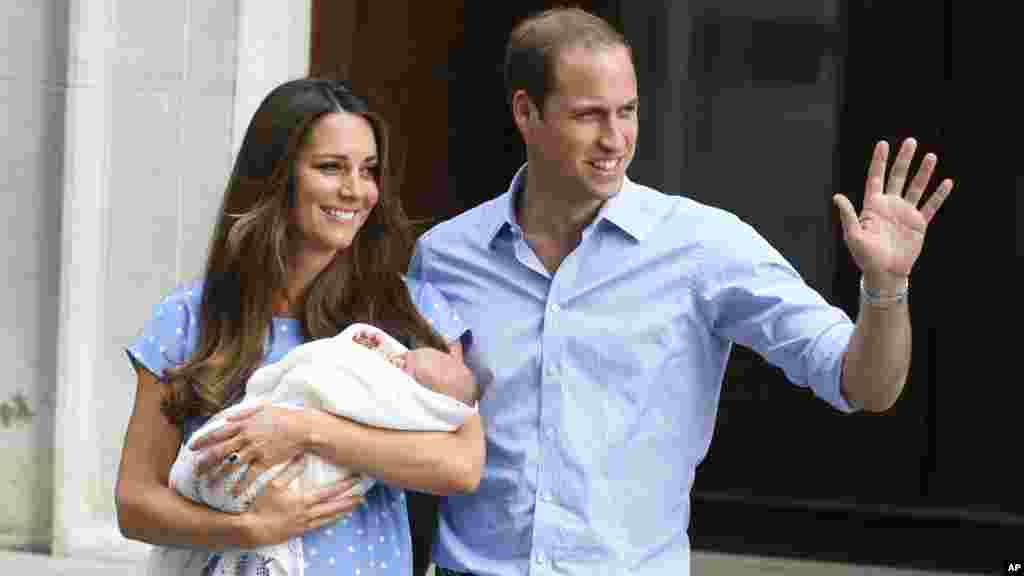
[126,280,203,378]
[403,276,469,345]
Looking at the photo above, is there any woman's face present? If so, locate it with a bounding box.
[289,111,380,260]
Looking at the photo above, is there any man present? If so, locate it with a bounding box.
[409,7,953,576]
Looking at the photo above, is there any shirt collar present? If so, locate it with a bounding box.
[484,163,656,248]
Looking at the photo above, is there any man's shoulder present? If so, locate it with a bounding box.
[626,180,748,237]
[417,194,507,249]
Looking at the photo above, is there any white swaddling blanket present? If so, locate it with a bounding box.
[148,323,476,576]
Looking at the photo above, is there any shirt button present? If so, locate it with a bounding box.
[549,303,560,313]
[542,491,553,502]
[535,550,546,565]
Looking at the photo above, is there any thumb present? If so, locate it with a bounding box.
[832,194,860,238]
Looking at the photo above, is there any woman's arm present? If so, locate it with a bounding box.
[192,341,485,496]
[305,409,484,495]
[115,367,363,549]
[305,339,484,494]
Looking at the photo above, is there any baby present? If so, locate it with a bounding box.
[150,323,477,576]
[352,328,476,406]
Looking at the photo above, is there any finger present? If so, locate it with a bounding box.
[919,178,954,224]
[189,422,241,451]
[885,137,917,196]
[306,495,365,532]
[229,445,281,496]
[865,140,889,199]
[193,434,247,477]
[267,455,306,490]
[904,152,936,206]
[309,476,363,504]
[231,455,273,497]
[224,405,264,423]
[832,194,861,238]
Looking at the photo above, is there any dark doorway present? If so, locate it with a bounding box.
[311,2,1014,574]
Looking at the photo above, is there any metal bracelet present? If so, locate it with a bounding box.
[859,276,909,308]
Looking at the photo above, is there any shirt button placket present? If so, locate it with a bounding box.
[537,290,561,574]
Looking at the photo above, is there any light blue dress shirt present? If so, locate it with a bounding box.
[409,166,858,576]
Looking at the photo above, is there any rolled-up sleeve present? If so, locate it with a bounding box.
[699,216,859,413]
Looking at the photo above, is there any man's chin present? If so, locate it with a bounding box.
[588,176,623,198]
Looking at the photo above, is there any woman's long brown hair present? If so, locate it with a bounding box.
[161,78,449,428]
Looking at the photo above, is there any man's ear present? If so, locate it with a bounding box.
[511,90,537,133]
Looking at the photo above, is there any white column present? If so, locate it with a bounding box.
[53,0,141,561]
[51,0,311,563]
[232,0,311,154]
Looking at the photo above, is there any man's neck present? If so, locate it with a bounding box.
[516,173,607,273]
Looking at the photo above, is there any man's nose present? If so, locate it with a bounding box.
[599,118,628,151]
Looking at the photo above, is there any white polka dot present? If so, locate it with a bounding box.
[355,569,360,575]
[176,327,183,335]
[310,548,318,557]
[159,345,167,353]
[348,546,355,553]
[148,335,156,343]
[329,557,335,566]
[281,325,288,332]
[325,528,333,536]
[357,529,364,536]
[178,305,184,311]
[381,562,388,569]
[379,536,384,543]
[186,290,193,297]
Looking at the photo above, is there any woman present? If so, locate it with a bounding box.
[116,78,483,575]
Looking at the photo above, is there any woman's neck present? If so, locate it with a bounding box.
[274,248,338,317]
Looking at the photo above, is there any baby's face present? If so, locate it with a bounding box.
[398,348,474,405]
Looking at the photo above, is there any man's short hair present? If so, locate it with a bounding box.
[504,7,630,115]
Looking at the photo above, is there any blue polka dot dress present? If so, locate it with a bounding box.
[128,278,468,575]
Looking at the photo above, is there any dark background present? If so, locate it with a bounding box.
[312,1,1018,573]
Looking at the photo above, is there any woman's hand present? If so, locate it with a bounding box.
[189,405,312,496]
[241,456,365,547]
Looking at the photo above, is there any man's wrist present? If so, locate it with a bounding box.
[862,272,909,294]
[860,274,910,308]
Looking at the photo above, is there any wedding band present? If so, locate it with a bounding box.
[227,452,240,464]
